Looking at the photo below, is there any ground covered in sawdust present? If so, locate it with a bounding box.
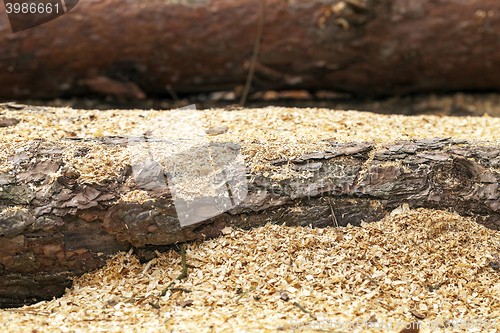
[17,92,500,118]
[1,208,499,332]
[1,105,500,182]
[1,104,500,331]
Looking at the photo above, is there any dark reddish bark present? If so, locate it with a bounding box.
[1,0,500,100]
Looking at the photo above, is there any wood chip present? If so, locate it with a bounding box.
[0,208,499,331]
[0,106,500,331]
[279,291,290,302]
[1,106,500,181]
[176,299,193,308]
[205,125,229,135]
[0,116,19,127]
[410,309,426,320]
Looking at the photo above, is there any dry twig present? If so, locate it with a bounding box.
[293,301,317,321]
[159,244,188,297]
[169,287,192,293]
[239,0,267,106]
[328,198,339,228]
[234,287,257,303]
[354,267,379,286]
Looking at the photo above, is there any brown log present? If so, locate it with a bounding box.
[1,0,500,100]
[1,106,500,308]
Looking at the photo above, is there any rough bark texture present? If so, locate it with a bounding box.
[1,114,500,307]
[1,0,500,99]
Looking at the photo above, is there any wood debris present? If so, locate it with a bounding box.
[1,208,499,332]
[0,116,19,127]
[1,105,500,180]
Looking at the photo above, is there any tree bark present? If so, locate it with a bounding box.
[1,0,500,100]
[1,107,500,307]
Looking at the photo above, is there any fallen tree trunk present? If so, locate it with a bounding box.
[1,0,500,99]
[1,109,500,308]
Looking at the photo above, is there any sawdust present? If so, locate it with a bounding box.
[119,190,153,204]
[1,106,500,331]
[1,106,500,182]
[1,208,499,332]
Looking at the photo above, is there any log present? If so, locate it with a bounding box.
[1,0,500,99]
[1,105,500,307]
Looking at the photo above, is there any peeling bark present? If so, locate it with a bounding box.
[1,0,500,99]
[1,117,500,307]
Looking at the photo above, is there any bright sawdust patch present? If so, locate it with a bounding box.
[2,208,499,332]
[1,106,500,180]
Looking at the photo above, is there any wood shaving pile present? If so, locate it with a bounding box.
[2,106,500,331]
[1,106,500,181]
[2,208,499,332]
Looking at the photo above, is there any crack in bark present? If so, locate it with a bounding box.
[0,132,500,307]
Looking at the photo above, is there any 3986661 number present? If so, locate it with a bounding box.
[5,2,59,14]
